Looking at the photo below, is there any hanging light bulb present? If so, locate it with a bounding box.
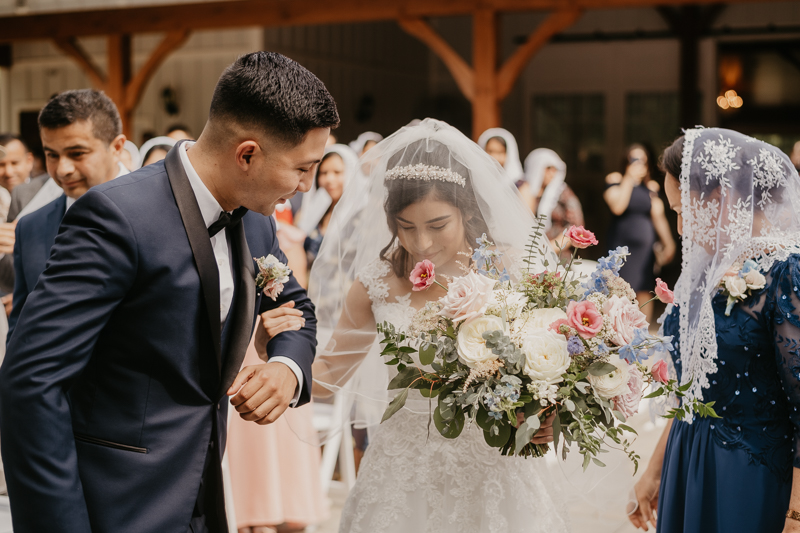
[718,89,743,110]
[717,96,730,109]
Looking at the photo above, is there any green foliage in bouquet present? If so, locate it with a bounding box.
[376,221,719,474]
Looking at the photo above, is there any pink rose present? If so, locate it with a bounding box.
[614,366,644,419]
[263,279,285,301]
[566,300,603,338]
[651,359,669,383]
[654,278,674,304]
[438,271,497,323]
[410,260,436,291]
[565,225,598,249]
[602,295,648,346]
[549,318,571,337]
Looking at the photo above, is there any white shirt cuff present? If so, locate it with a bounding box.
[267,356,303,406]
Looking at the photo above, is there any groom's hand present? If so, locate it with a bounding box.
[227,363,298,425]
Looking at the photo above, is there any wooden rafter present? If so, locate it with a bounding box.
[0,0,792,43]
[52,37,106,88]
[496,8,583,100]
[125,30,190,110]
[397,18,474,100]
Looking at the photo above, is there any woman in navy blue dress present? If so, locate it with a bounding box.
[629,128,800,533]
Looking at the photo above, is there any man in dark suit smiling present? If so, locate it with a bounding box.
[0,52,338,533]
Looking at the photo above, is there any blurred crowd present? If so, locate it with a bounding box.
[2,90,800,533]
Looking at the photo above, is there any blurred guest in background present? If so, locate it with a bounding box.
[477,127,524,185]
[521,148,583,256]
[7,89,127,339]
[228,310,328,533]
[348,131,382,156]
[791,140,800,171]
[0,134,34,203]
[298,144,359,269]
[604,143,675,321]
[120,140,141,171]
[139,136,177,167]
[166,123,193,141]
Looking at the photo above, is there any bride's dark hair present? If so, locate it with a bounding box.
[380,139,491,279]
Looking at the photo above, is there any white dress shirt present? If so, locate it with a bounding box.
[178,142,302,403]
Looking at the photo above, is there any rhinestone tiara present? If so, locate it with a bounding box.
[384,163,466,188]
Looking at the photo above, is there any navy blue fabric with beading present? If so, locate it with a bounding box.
[657,254,800,533]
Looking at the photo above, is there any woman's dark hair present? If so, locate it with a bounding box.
[209,52,340,146]
[659,136,684,181]
[142,145,173,165]
[621,143,659,184]
[380,140,490,279]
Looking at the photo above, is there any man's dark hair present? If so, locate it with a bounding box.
[209,52,339,146]
[166,123,191,136]
[38,89,122,144]
[0,133,29,152]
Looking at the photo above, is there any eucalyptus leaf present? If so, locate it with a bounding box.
[381,388,409,423]
[419,344,436,366]
[526,415,541,431]
[513,421,535,452]
[588,362,617,376]
[486,422,512,448]
[433,405,465,439]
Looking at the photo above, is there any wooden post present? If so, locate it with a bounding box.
[54,31,189,140]
[472,9,499,140]
[401,9,581,139]
[107,34,133,138]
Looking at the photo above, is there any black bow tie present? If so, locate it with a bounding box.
[208,207,248,237]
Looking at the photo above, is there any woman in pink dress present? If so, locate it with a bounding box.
[228,306,329,533]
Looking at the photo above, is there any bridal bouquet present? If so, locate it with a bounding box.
[377,219,719,472]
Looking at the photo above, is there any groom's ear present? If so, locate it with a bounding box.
[235,141,260,170]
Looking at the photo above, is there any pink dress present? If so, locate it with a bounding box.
[227,337,329,529]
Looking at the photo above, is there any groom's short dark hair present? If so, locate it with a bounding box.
[209,52,339,146]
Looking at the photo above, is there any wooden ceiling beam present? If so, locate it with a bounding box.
[496,7,582,100]
[124,29,190,110]
[52,37,106,88]
[0,0,789,43]
[397,18,475,101]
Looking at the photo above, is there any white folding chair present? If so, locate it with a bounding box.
[314,391,356,495]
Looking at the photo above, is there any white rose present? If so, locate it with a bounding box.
[456,315,504,368]
[520,328,570,384]
[724,276,748,298]
[439,272,497,323]
[744,270,766,291]
[587,359,631,400]
[513,308,568,338]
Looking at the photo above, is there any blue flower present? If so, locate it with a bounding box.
[488,411,503,420]
[741,259,758,275]
[619,343,645,364]
[567,336,585,355]
[594,341,610,354]
[631,327,650,347]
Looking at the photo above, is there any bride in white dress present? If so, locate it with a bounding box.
[308,119,571,533]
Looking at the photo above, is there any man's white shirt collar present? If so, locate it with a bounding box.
[177,141,225,227]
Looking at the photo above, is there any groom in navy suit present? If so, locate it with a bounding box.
[0,52,339,533]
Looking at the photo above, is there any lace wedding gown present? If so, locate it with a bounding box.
[337,260,570,533]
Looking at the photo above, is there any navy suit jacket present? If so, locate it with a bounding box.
[7,194,67,340]
[0,145,316,533]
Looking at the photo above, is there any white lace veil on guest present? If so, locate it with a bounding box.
[307,118,554,438]
[477,127,525,184]
[296,143,360,235]
[660,127,800,403]
[524,148,567,230]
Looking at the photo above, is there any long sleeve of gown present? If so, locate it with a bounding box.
[769,255,800,468]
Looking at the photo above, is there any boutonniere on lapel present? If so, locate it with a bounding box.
[255,255,292,301]
[719,259,767,316]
